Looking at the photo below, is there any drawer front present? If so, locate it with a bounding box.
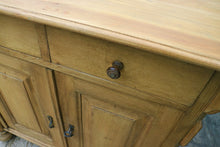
[0,14,41,57]
[47,27,214,106]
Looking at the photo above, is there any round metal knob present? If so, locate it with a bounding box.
[107,61,123,79]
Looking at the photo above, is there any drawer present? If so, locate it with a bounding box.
[0,14,41,57]
[47,27,214,106]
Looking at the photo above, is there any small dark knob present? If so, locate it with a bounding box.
[107,61,123,79]
[64,124,74,137]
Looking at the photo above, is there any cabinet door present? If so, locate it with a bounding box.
[0,54,65,147]
[55,71,183,147]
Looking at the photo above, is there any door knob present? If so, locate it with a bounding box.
[106,61,123,79]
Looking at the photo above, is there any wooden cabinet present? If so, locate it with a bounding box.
[54,71,184,147]
[0,2,219,146]
[0,54,65,147]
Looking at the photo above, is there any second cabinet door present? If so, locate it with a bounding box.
[55,71,184,147]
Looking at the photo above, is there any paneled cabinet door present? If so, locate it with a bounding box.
[81,95,154,147]
[0,54,65,147]
[55,71,183,147]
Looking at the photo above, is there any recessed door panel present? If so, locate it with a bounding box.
[0,53,65,147]
[0,65,40,132]
[82,95,153,147]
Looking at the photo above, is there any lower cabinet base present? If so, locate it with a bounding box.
[4,128,53,147]
[0,130,13,142]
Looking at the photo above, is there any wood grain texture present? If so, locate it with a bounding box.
[54,73,85,147]
[5,127,53,147]
[0,123,2,132]
[205,90,220,114]
[0,7,218,146]
[46,70,67,147]
[82,95,153,147]
[0,115,4,132]
[0,53,64,147]
[0,14,41,57]
[54,72,183,147]
[35,24,51,61]
[180,120,202,146]
[48,27,214,106]
[0,47,188,111]
[161,72,220,147]
[0,129,12,142]
[0,0,219,70]
[0,114,7,129]
[0,65,42,132]
[0,115,9,141]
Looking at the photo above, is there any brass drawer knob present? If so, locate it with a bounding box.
[107,61,123,79]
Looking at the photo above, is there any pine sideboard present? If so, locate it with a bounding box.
[0,1,219,147]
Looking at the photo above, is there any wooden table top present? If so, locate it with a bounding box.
[0,0,219,70]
